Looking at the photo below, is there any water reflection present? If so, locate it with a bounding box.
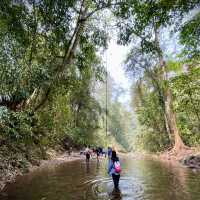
[86,161,90,173]
[110,188,122,200]
[1,156,200,200]
[96,160,100,171]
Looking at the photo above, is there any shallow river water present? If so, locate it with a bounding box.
[1,155,200,200]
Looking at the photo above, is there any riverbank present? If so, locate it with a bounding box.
[130,148,200,169]
[2,148,200,193]
[145,147,200,169]
[0,150,84,192]
[159,148,200,169]
[29,150,84,172]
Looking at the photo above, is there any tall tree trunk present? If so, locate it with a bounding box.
[24,0,88,111]
[164,87,186,151]
[145,68,172,142]
[154,27,186,152]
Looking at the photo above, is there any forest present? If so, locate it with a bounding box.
[0,0,200,186]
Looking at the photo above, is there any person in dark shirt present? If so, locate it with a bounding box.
[108,147,112,159]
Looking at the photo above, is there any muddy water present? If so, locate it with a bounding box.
[1,155,200,200]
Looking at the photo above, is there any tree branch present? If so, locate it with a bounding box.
[33,88,51,112]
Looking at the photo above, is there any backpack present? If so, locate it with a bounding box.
[114,161,121,173]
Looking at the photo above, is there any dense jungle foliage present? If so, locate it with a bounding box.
[121,1,200,152]
[0,0,200,176]
[0,0,104,174]
[0,0,132,177]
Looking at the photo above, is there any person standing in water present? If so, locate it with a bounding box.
[108,147,112,159]
[95,147,100,162]
[108,150,121,190]
[85,146,91,162]
[107,146,112,170]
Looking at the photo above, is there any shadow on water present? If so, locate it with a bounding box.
[84,176,143,200]
[110,188,122,200]
[1,156,200,200]
[86,161,90,173]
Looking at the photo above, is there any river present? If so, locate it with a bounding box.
[1,155,200,200]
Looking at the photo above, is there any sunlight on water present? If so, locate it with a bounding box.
[1,156,200,200]
[83,177,144,200]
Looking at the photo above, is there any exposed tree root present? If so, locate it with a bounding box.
[160,146,197,162]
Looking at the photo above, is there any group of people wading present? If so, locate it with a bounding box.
[84,146,121,190]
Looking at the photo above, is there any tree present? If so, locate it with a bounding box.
[0,0,114,112]
[0,0,115,170]
[180,11,200,60]
[114,0,200,152]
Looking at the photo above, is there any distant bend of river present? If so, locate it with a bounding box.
[1,155,200,200]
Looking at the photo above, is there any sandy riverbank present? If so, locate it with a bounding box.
[159,148,200,168]
[129,148,200,169]
[29,151,84,172]
[0,150,84,192]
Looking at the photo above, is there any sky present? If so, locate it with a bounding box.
[104,38,131,104]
